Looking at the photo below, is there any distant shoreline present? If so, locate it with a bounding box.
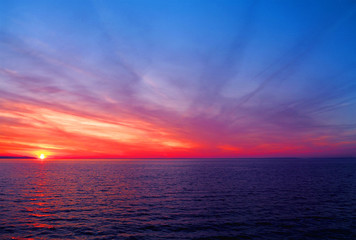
[0,156,35,159]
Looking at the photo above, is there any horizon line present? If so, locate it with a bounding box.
[1,156,355,160]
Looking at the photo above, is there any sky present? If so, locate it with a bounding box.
[0,0,356,158]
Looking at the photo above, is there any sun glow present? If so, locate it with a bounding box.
[33,150,51,160]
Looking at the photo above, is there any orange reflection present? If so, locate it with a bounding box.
[29,213,52,217]
[11,237,35,240]
[24,163,56,231]
[31,223,55,229]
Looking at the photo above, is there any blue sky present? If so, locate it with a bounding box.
[1,0,356,157]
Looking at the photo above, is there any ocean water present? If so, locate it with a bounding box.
[0,158,355,239]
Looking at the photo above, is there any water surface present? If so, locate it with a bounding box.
[0,158,355,239]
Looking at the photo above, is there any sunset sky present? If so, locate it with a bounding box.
[1,0,356,158]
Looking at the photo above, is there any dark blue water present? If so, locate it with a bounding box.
[0,158,355,239]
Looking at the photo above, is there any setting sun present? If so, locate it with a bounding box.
[33,150,50,160]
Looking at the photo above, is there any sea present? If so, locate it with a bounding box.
[0,158,355,239]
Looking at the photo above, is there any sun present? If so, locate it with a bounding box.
[34,151,50,160]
